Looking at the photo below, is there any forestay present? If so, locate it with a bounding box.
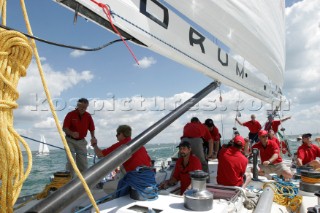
[56,0,285,103]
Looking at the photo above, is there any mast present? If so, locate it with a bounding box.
[26,81,219,213]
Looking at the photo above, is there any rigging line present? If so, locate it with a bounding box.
[20,135,65,150]
[0,24,128,51]
[234,92,241,130]
[89,0,139,64]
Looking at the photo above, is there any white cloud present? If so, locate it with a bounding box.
[17,60,94,105]
[134,57,157,69]
[284,0,320,104]
[70,47,88,58]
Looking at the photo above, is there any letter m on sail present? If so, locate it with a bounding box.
[236,63,244,78]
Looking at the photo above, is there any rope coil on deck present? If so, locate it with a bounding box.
[0,28,33,213]
[263,176,302,212]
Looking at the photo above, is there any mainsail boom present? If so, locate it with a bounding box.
[56,0,284,103]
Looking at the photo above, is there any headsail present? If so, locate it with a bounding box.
[37,135,49,156]
[56,0,285,103]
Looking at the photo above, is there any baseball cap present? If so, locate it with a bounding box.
[176,141,191,148]
[258,130,268,137]
[204,119,214,127]
[302,133,312,138]
[233,135,245,147]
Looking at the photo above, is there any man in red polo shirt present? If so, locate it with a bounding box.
[297,133,320,169]
[252,130,292,179]
[91,125,155,197]
[236,114,261,143]
[264,115,291,133]
[181,117,213,177]
[217,135,248,187]
[204,118,221,158]
[159,141,202,195]
[63,98,96,177]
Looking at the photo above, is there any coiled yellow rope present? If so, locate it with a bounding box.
[263,182,303,212]
[0,24,33,213]
[0,0,99,212]
[36,174,72,200]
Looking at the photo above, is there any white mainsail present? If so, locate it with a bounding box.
[37,135,49,156]
[56,0,285,103]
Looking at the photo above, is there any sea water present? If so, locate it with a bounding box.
[20,135,319,197]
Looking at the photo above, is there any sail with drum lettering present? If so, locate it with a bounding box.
[56,0,285,104]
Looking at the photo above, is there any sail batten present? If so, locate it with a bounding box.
[55,0,285,103]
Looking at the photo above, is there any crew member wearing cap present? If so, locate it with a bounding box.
[264,115,291,133]
[296,133,320,169]
[252,130,292,179]
[235,114,261,143]
[159,141,202,195]
[63,98,97,177]
[181,117,213,177]
[204,118,221,158]
[217,135,248,187]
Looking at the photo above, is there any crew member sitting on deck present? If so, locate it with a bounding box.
[252,130,293,180]
[91,125,156,197]
[235,114,261,143]
[296,133,320,169]
[181,117,213,179]
[217,135,249,187]
[159,141,202,195]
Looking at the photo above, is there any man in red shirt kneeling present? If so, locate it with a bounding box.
[217,135,248,187]
[252,130,292,180]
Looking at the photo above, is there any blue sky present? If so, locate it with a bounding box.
[5,0,320,150]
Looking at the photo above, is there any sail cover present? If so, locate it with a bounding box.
[56,0,285,103]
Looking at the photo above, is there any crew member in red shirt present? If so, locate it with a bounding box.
[91,125,155,197]
[236,114,261,143]
[204,118,221,158]
[252,130,292,179]
[159,141,202,195]
[264,115,291,133]
[217,135,248,187]
[297,133,320,169]
[63,98,96,177]
[268,130,280,147]
[181,117,213,177]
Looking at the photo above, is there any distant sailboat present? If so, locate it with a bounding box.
[86,144,94,159]
[36,135,49,156]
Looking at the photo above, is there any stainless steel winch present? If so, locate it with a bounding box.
[184,170,213,211]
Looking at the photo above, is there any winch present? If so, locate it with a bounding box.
[184,170,213,211]
[300,170,320,193]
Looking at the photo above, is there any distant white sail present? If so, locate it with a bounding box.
[37,135,49,156]
[56,0,285,103]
